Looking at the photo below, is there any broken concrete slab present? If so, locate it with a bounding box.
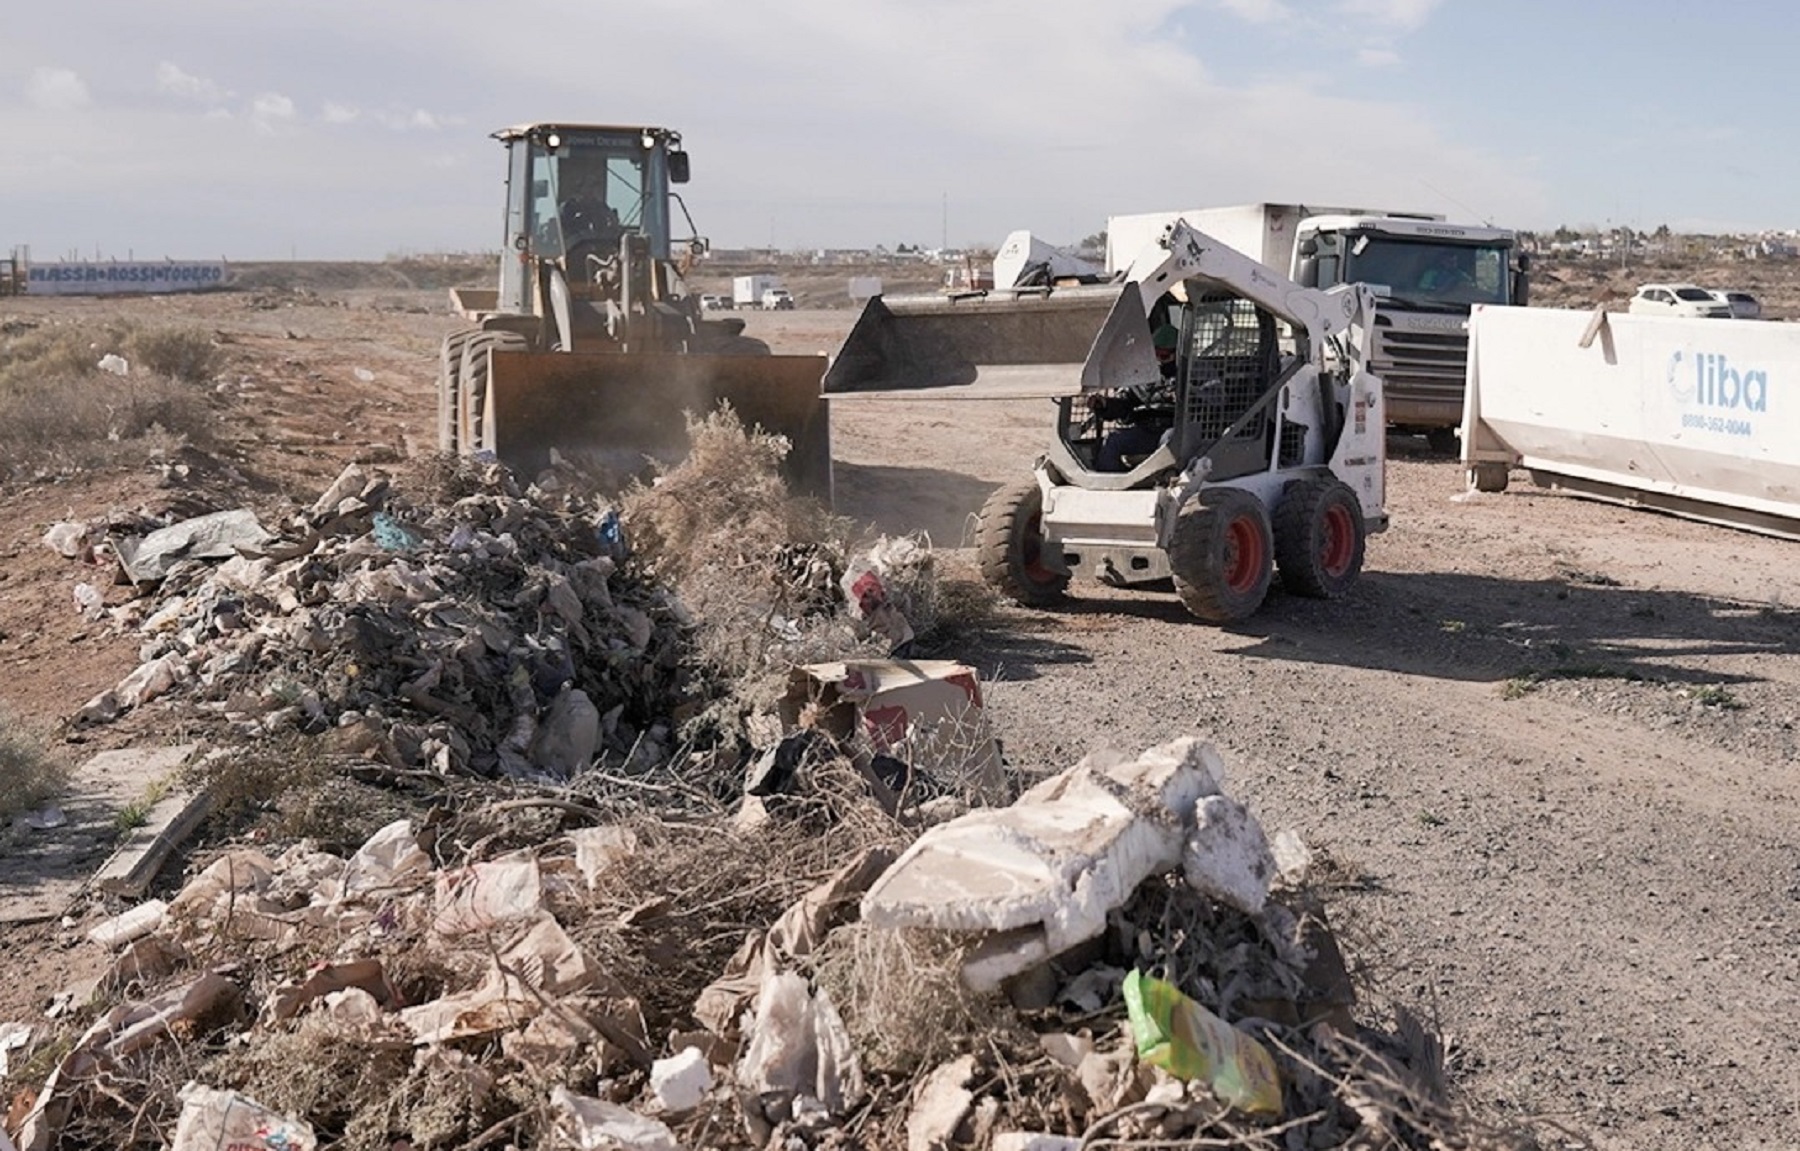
[0,744,198,926]
[93,788,213,897]
[861,738,1223,990]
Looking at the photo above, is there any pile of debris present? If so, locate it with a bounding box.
[48,421,949,791]
[2,738,1520,1151]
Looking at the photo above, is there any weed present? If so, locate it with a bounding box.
[1417,810,1448,828]
[1692,684,1745,710]
[1439,619,1467,634]
[126,326,224,384]
[1499,676,1538,700]
[0,708,69,822]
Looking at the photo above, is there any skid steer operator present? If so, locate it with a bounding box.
[1090,322,1180,471]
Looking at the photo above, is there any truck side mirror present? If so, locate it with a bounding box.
[668,151,691,184]
[1296,256,1319,287]
[1297,237,1319,258]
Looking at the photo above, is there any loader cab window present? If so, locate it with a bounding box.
[527,139,654,258]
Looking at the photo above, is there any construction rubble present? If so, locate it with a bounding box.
[2,451,1505,1150]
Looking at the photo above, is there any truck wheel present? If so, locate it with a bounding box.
[1467,461,1510,493]
[977,481,1069,606]
[438,329,478,452]
[1169,487,1273,623]
[1274,479,1365,600]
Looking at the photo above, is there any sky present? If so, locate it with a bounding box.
[1,0,1794,260]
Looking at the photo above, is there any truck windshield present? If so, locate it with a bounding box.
[528,140,652,258]
[1343,236,1511,310]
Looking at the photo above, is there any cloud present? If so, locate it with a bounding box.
[373,108,459,131]
[1335,0,1443,32]
[26,67,90,111]
[250,92,296,133]
[1213,0,1292,21]
[322,102,360,124]
[155,61,227,103]
[1357,44,1400,67]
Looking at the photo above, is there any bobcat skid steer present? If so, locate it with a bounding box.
[827,220,1387,623]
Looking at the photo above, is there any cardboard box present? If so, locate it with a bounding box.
[782,660,1005,801]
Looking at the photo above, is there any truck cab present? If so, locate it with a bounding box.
[1295,215,1527,434]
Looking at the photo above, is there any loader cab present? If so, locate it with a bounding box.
[494,123,684,313]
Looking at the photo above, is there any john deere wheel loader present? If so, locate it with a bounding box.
[440,124,829,496]
[824,220,1386,623]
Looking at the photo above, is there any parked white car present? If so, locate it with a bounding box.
[1628,283,1732,319]
[698,293,732,312]
[1707,289,1761,320]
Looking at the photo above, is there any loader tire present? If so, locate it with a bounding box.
[1467,461,1510,493]
[977,481,1068,606]
[438,329,479,452]
[1274,478,1365,600]
[457,331,528,455]
[1168,487,1273,624]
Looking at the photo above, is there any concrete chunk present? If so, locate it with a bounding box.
[861,738,1222,989]
[1181,794,1275,915]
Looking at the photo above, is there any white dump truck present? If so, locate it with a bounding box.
[1107,204,1527,444]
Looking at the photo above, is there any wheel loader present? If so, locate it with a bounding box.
[823,220,1386,622]
[439,123,830,497]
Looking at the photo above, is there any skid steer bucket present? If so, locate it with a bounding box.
[822,288,1123,400]
[474,350,831,500]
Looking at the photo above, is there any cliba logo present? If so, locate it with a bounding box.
[1666,348,1768,412]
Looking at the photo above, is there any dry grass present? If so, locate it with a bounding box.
[0,707,68,822]
[0,322,224,480]
[812,924,1004,1075]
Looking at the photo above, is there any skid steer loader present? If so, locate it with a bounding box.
[824,220,1386,622]
[439,124,830,497]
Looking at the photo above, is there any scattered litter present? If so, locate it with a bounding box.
[42,521,93,560]
[353,366,375,382]
[650,1046,713,1114]
[71,582,103,620]
[18,804,66,831]
[551,1085,682,1151]
[1123,969,1282,1116]
[170,1084,316,1151]
[86,899,169,949]
[907,1053,976,1151]
[782,660,1005,804]
[113,507,274,585]
[96,353,130,376]
[0,1022,30,1079]
[736,969,863,1141]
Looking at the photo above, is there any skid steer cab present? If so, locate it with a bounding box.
[826,220,1387,623]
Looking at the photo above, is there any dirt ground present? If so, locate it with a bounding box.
[2,263,1798,1149]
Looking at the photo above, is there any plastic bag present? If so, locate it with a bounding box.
[1122,969,1282,1115]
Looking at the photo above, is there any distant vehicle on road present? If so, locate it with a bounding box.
[761,288,795,310]
[1707,289,1761,320]
[1627,283,1732,319]
[698,293,732,312]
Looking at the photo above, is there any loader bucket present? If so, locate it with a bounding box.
[822,289,1123,400]
[480,350,831,500]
